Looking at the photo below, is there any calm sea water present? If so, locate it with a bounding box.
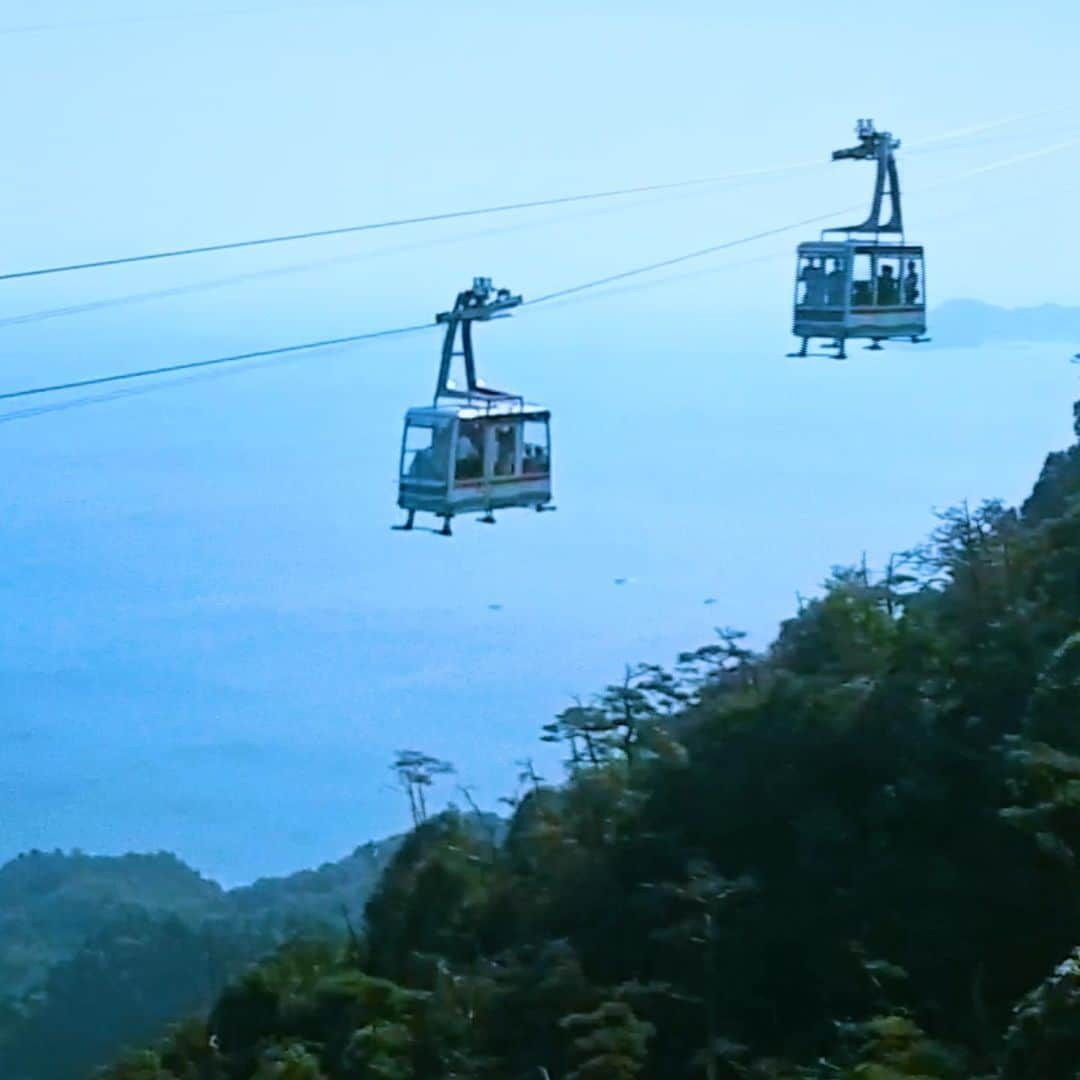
[2,308,1075,884]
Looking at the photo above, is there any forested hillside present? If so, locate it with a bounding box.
[35,402,1080,1077]
[0,841,400,1078]
[0,851,226,998]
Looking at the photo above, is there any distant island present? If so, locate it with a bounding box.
[930,298,1080,348]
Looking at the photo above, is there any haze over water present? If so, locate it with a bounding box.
[1,0,1078,883]
[4,322,1075,883]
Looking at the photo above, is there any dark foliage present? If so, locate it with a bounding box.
[0,842,401,1079]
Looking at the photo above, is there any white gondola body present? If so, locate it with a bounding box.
[793,239,926,343]
[398,399,552,518]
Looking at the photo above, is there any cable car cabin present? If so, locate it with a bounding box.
[792,120,928,359]
[396,277,553,536]
[398,400,552,534]
[793,240,926,357]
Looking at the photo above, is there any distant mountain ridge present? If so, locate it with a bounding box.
[0,840,402,998]
[930,299,1080,348]
[0,850,227,998]
[0,838,407,1078]
[0,814,506,1078]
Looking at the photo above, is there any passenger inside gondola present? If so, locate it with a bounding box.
[904,260,920,305]
[523,421,549,474]
[494,425,516,477]
[406,425,448,482]
[798,257,826,306]
[523,444,546,474]
[825,259,846,307]
[455,422,483,480]
[877,263,900,306]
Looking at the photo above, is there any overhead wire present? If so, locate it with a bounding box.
[0,162,826,284]
[525,133,1080,309]
[0,165,828,332]
[0,108,1059,286]
[523,248,795,313]
[536,166,1080,314]
[916,137,1080,188]
[1,129,1077,423]
[906,124,1080,159]
[0,322,432,409]
[0,338,377,423]
[901,107,1072,151]
[523,207,861,308]
[0,197,863,417]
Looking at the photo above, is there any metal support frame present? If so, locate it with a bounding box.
[434,277,522,404]
[826,119,904,237]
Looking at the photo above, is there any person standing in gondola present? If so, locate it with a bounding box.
[494,426,515,476]
[876,264,900,306]
[455,424,483,479]
[825,258,847,307]
[799,258,826,306]
[903,260,920,305]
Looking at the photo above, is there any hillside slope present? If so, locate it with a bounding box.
[0,838,402,1078]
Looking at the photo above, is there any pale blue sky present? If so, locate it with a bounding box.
[1,0,1078,882]
[2,0,1079,316]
